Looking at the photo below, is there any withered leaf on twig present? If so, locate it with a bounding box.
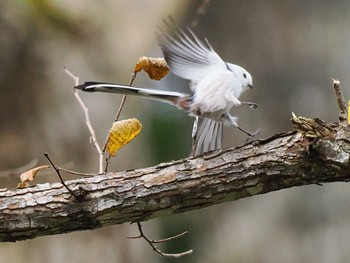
[17,165,50,188]
[134,57,169,80]
[291,112,336,138]
[105,118,142,157]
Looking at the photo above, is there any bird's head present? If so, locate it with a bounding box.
[227,63,253,91]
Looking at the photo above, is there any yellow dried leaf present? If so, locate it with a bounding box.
[17,165,50,188]
[106,118,142,156]
[134,56,169,80]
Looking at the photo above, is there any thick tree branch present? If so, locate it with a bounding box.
[1,126,350,242]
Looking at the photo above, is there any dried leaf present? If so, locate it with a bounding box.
[134,56,169,80]
[106,118,142,156]
[291,112,336,138]
[17,165,50,188]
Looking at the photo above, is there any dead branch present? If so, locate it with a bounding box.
[127,222,193,258]
[43,153,81,200]
[332,79,348,126]
[1,124,350,242]
[64,68,104,173]
[0,79,349,246]
[103,72,139,172]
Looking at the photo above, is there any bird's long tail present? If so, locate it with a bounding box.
[191,117,223,156]
[75,82,191,109]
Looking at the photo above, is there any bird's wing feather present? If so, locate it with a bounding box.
[158,28,227,82]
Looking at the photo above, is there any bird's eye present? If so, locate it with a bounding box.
[243,73,247,78]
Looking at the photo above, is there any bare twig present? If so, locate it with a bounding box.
[56,167,96,177]
[44,153,80,200]
[102,72,139,171]
[104,156,110,173]
[151,231,189,244]
[113,72,138,123]
[103,72,138,145]
[64,67,104,173]
[114,95,128,121]
[127,222,193,258]
[332,79,348,126]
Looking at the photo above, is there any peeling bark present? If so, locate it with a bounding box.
[1,126,350,242]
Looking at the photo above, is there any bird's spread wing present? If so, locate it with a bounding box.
[158,28,227,83]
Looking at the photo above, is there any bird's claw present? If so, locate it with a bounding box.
[241,102,258,109]
[249,103,258,109]
[244,129,260,143]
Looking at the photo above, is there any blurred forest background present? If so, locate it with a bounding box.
[1,0,350,262]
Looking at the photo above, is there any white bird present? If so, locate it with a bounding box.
[75,27,258,156]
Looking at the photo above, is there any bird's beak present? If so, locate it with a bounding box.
[248,84,254,89]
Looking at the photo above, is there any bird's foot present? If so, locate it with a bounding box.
[244,128,260,143]
[241,102,258,109]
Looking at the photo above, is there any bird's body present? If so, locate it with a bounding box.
[75,27,257,156]
[158,29,254,126]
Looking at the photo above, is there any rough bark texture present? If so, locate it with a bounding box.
[1,125,350,242]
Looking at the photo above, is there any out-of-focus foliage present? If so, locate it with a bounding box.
[24,0,87,39]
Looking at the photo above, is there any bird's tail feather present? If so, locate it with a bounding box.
[75,82,188,106]
[191,117,223,156]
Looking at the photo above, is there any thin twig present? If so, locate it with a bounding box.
[115,73,137,121]
[104,156,111,173]
[102,72,139,171]
[64,67,104,173]
[332,79,347,126]
[103,72,138,151]
[127,222,193,258]
[56,167,97,177]
[44,153,80,200]
[115,94,128,122]
[151,231,189,243]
